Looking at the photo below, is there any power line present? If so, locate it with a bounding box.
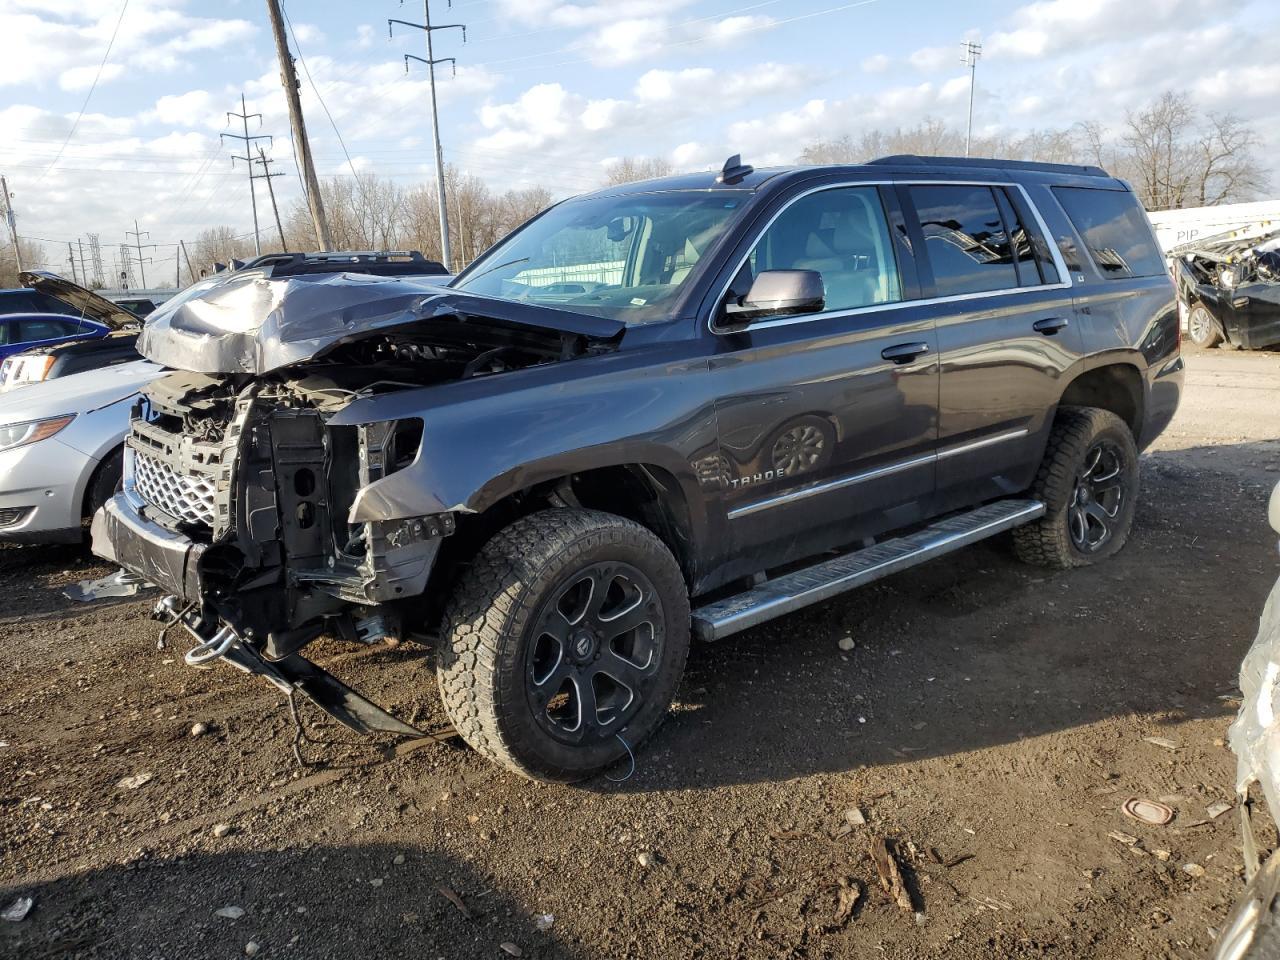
[37,0,130,182]
[282,2,359,181]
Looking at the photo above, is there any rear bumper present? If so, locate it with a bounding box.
[91,492,206,600]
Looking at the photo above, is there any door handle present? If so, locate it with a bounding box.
[1033,317,1070,335]
[881,342,931,364]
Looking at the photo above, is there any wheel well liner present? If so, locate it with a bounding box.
[1057,364,1143,439]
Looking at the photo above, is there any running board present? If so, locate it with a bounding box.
[691,499,1045,642]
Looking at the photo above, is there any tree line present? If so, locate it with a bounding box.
[2,89,1265,290]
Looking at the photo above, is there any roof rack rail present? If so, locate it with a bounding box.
[228,250,449,278]
[867,154,1111,178]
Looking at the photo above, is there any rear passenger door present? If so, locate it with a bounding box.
[707,183,939,576]
[900,182,1083,514]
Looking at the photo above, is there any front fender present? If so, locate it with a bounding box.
[329,347,718,540]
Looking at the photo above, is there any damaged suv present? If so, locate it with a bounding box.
[95,156,1183,782]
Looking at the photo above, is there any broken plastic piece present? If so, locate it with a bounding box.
[1122,798,1174,825]
[63,567,150,602]
[1,897,33,922]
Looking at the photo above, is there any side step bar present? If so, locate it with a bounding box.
[691,499,1045,642]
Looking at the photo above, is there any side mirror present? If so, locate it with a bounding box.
[722,270,824,324]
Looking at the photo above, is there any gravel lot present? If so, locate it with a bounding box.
[2,347,1279,960]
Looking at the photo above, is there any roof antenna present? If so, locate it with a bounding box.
[717,154,754,185]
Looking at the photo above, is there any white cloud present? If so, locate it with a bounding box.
[862,54,891,74]
[355,24,375,49]
[58,63,125,92]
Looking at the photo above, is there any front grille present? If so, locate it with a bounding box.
[0,506,30,527]
[133,451,216,527]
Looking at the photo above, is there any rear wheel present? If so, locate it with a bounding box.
[437,508,690,782]
[1187,303,1223,348]
[1014,407,1139,569]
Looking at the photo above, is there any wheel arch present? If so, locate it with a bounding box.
[1056,362,1144,440]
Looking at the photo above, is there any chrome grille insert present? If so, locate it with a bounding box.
[133,450,216,527]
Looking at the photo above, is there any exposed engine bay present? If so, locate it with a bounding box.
[1172,226,1280,350]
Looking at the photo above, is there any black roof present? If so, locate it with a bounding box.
[580,154,1119,201]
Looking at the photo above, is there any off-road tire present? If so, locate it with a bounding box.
[437,508,690,782]
[1014,406,1139,569]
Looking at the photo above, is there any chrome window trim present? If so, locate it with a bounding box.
[708,179,1072,335]
[726,427,1030,520]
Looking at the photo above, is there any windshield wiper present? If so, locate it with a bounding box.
[461,257,529,285]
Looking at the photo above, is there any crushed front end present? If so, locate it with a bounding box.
[91,268,622,739]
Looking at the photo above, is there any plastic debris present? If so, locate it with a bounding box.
[63,568,149,602]
[1206,800,1233,820]
[1122,798,1174,825]
[844,806,866,827]
[1142,736,1180,750]
[535,914,555,931]
[215,906,245,920]
[116,772,153,790]
[1108,830,1139,846]
[500,942,523,957]
[2,897,33,922]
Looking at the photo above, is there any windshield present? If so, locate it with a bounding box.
[451,190,747,323]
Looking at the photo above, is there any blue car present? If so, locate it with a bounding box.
[0,272,136,364]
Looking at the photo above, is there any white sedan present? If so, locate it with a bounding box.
[0,359,164,543]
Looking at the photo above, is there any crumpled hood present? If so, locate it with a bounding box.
[137,271,626,375]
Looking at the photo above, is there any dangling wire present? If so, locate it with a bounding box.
[606,733,636,783]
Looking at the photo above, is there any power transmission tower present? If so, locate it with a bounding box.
[254,146,288,252]
[88,233,105,288]
[391,2,466,271]
[125,222,154,288]
[1,175,22,272]
[118,244,136,290]
[222,93,273,256]
[264,0,332,251]
[961,39,982,158]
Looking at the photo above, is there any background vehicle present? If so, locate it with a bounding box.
[94,156,1182,782]
[0,272,139,390]
[1214,481,1280,960]
[0,359,165,543]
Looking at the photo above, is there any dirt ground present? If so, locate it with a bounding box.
[2,347,1279,960]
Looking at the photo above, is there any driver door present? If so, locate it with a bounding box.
[707,184,940,576]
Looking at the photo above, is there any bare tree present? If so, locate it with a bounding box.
[1195,111,1266,206]
[603,156,673,186]
[0,238,47,288]
[187,226,254,281]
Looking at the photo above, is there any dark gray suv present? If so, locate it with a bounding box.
[94,155,1182,781]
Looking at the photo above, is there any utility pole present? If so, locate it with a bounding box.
[126,221,155,289]
[255,146,288,252]
[391,2,466,271]
[67,242,80,285]
[1,175,21,273]
[961,39,982,158]
[222,93,272,256]
[264,0,332,250]
[179,240,194,285]
[77,238,89,287]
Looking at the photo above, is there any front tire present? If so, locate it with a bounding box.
[1014,407,1139,569]
[437,508,690,782]
[1187,303,1223,348]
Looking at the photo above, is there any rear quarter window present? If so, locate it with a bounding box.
[1052,186,1166,279]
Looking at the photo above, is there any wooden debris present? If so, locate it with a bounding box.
[834,878,861,925]
[870,837,914,914]
[436,886,473,919]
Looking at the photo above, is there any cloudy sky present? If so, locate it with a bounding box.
[3,0,1279,276]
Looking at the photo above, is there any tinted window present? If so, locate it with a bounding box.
[0,291,72,315]
[0,320,9,345]
[17,318,77,341]
[911,185,1020,296]
[742,186,902,314]
[1052,186,1166,278]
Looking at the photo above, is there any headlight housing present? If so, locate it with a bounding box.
[0,415,76,453]
[0,354,57,392]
